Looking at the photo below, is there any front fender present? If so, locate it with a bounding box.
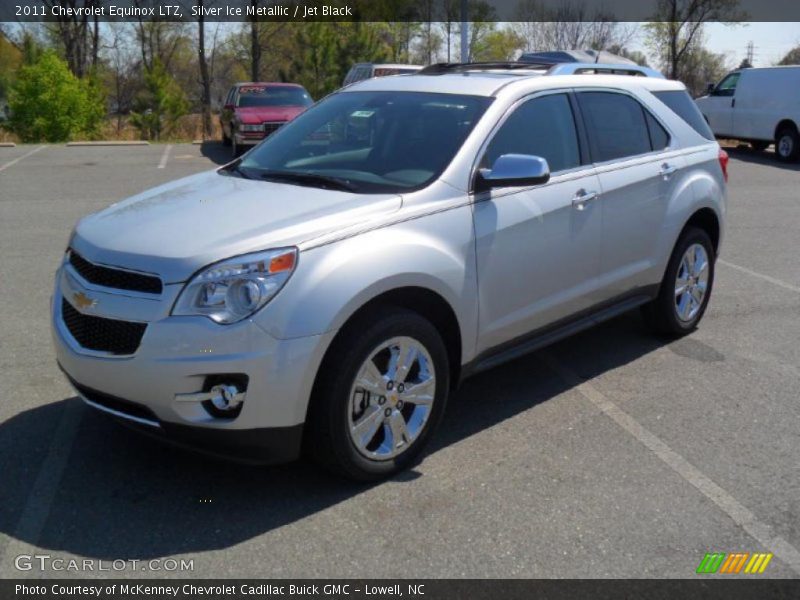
[254,205,478,364]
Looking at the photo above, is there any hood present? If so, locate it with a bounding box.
[234,105,305,123]
[71,170,401,283]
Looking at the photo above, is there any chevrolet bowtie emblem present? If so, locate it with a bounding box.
[73,291,97,310]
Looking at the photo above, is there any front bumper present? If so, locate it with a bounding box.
[52,264,336,464]
[234,133,263,146]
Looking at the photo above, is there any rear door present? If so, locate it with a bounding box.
[472,91,604,352]
[577,90,683,297]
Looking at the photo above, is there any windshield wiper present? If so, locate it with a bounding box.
[259,170,358,192]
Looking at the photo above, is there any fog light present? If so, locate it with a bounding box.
[174,379,247,419]
[207,384,244,411]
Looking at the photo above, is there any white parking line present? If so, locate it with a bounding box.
[719,259,800,293]
[0,145,46,173]
[0,398,83,574]
[541,352,800,576]
[157,144,173,169]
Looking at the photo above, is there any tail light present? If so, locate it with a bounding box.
[718,149,729,183]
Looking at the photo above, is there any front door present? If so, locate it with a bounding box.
[703,72,739,137]
[472,92,604,353]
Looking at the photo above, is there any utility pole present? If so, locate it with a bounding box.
[460,0,469,62]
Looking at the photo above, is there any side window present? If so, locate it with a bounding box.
[644,110,670,151]
[714,73,740,97]
[578,92,651,162]
[225,88,235,107]
[482,93,581,173]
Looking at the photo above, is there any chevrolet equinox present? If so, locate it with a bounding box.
[53,63,727,480]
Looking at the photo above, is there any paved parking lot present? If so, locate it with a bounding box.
[0,142,798,578]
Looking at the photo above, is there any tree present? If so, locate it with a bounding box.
[7,51,104,142]
[129,59,189,140]
[0,30,22,102]
[645,0,743,81]
[196,0,213,138]
[512,0,637,53]
[777,46,800,65]
[42,0,101,78]
[471,28,524,61]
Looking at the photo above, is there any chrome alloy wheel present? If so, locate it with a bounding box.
[674,243,709,322]
[348,336,436,461]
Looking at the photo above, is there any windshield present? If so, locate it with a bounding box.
[237,91,492,193]
[236,86,313,108]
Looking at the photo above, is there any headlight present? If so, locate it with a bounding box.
[239,123,262,132]
[172,248,297,324]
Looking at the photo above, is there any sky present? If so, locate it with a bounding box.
[631,22,799,68]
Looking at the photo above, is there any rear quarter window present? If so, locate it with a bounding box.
[653,90,715,140]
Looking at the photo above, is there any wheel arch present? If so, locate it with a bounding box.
[775,119,798,139]
[682,207,721,255]
[312,286,463,398]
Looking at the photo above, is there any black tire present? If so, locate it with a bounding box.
[775,125,800,162]
[750,140,769,152]
[641,227,715,337]
[305,307,450,481]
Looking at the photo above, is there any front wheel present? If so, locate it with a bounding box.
[642,227,715,337]
[305,308,449,481]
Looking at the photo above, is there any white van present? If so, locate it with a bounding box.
[695,66,800,162]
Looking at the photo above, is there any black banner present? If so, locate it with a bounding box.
[2,0,800,23]
[5,580,800,600]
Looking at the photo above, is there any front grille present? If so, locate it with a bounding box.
[62,298,147,355]
[69,251,163,295]
[263,121,284,136]
[70,378,159,424]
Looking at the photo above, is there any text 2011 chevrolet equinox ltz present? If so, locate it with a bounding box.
[53,63,727,480]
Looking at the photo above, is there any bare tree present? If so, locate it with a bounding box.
[42,0,103,77]
[103,23,138,133]
[512,0,637,53]
[196,0,212,138]
[645,0,743,80]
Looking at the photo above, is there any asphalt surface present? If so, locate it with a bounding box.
[0,142,798,579]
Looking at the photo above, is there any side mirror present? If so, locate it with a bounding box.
[475,154,550,192]
[706,82,716,95]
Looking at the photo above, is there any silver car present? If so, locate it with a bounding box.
[52,63,727,480]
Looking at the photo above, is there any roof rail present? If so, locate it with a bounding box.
[547,63,665,78]
[416,61,665,79]
[418,61,550,75]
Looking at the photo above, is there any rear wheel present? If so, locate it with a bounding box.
[776,125,800,162]
[305,308,449,481]
[642,227,715,337]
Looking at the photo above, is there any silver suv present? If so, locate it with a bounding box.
[52,63,727,480]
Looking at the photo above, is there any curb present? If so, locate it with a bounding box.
[0,142,16,147]
[66,141,150,146]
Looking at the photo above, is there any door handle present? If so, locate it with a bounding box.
[731,98,735,108]
[660,163,678,179]
[571,189,599,211]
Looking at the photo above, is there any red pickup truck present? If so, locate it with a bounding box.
[220,82,313,157]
